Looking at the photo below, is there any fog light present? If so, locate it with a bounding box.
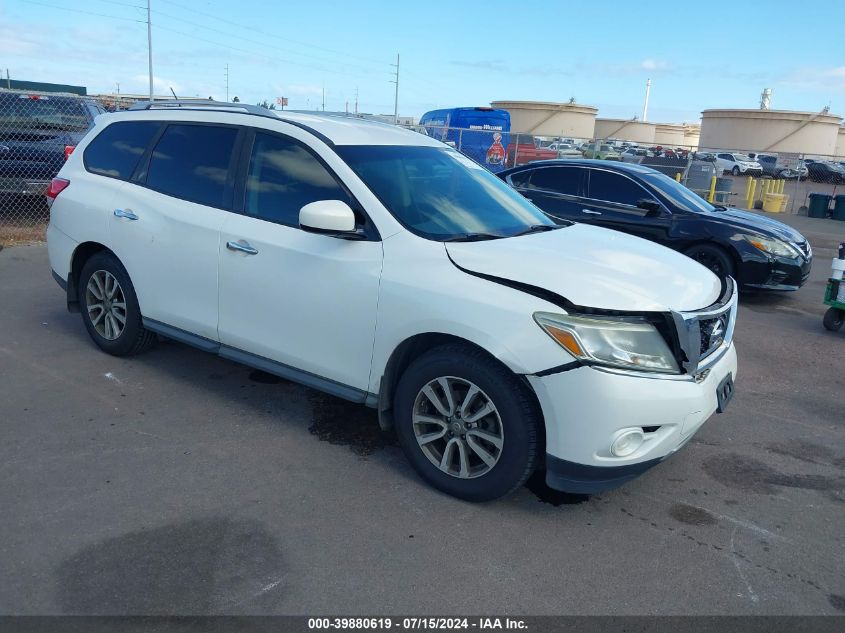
[611,429,645,457]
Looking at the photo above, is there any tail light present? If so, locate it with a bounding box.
[64,145,75,161]
[45,177,70,207]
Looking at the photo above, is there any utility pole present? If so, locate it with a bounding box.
[6,68,11,89]
[321,84,325,111]
[147,0,154,101]
[390,54,399,124]
[354,86,359,115]
[225,64,229,102]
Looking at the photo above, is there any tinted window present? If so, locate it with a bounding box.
[529,166,582,195]
[84,121,160,180]
[508,170,532,187]
[0,94,89,131]
[244,132,351,227]
[588,169,653,206]
[146,124,237,208]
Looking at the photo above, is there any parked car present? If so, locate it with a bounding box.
[507,133,558,166]
[499,160,812,291]
[547,142,581,158]
[47,101,738,501]
[582,143,621,160]
[756,154,808,180]
[806,160,845,184]
[714,152,763,176]
[0,91,104,196]
[620,147,648,163]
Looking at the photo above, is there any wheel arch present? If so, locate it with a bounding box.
[66,241,116,312]
[682,240,742,282]
[375,332,543,444]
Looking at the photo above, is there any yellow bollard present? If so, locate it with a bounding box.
[744,177,753,203]
[675,172,681,183]
[747,179,757,209]
[708,176,717,203]
[778,179,785,194]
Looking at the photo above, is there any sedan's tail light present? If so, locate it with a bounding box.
[45,177,70,207]
[64,145,75,161]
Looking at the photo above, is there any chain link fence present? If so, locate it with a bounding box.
[0,89,103,244]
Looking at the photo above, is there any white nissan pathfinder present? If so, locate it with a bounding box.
[46,101,738,501]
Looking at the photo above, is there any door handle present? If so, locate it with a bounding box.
[113,208,138,220]
[226,240,258,255]
[581,209,602,215]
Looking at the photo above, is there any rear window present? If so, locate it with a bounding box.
[84,121,161,180]
[0,94,90,131]
[146,124,238,208]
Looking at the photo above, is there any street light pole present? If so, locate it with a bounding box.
[391,53,399,124]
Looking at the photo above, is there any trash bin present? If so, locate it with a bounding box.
[763,193,785,213]
[808,193,832,218]
[714,177,732,204]
[833,195,845,221]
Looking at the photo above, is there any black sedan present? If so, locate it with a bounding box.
[806,160,845,184]
[499,160,813,291]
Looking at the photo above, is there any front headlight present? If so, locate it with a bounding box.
[534,312,679,374]
[745,235,800,259]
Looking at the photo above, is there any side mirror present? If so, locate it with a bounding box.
[636,198,663,215]
[299,200,364,239]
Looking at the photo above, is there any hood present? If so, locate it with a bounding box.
[706,208,806,243]
[446,224,721,312]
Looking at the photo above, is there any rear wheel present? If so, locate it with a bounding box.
[393,344,540,502]
[78,252,156,356]
[683,244,735,283]
[731,166,740,176]
[823,308,844,332]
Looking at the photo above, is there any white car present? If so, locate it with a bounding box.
[714,152,763,176]
[46,101,738,501]
[546,142,582,158]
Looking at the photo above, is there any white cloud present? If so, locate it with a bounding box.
[641,58,670,72]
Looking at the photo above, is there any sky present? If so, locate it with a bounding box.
[2,0,844,122]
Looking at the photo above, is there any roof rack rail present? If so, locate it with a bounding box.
[126,99,335,146]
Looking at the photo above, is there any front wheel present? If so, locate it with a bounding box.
[78,251,157,356]
[683,244,736,283]
[823,307,844,332]
[393,344,540,502]
[731,166,741,176]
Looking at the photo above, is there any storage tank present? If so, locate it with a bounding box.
[653,123,686,147]
[836,126,845,158]
[700,109,843,154]
[682,123,701,149]
[490,100,597,138]
[594,118,655,143]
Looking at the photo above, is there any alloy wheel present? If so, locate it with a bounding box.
[85,270,127,341]
[412,376,504,479]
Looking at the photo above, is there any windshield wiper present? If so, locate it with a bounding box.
[512,224,567,237]
[442,232,504,242]
[712,205,728,211]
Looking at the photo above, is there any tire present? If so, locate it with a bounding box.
[393,344,540,502]
[683,243,736,283]
[731,166,740,176]
[78,251,156,356]
[823,308,844,332]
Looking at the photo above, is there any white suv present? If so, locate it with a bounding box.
[714,152,763,176]
[46,101,738,501]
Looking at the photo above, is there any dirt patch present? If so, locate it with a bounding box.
[766,439,845,469]
[669,503,718,526]
[307,392,395,456]
[0,223,47,246]
[702,453,842,495]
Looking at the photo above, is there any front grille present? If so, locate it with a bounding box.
[670,278,737,375]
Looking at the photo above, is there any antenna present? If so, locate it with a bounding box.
[147,0,153,101]
[390,53,400,124]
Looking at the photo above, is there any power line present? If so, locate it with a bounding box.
[19,0,144,23]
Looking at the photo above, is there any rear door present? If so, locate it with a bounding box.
[511,165,586,222]
[580,168,672,243]
[109,122,242,340]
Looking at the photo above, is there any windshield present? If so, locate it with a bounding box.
[734,153,753,162]
[0,95,89,131]
[600,145,613,152]
[639,169,715,214]
[338,145,555,240]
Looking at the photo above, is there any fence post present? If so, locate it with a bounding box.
[708,176,717,203]
[746,178,756,209]
[513,134,519,168]
[458,128,463,153]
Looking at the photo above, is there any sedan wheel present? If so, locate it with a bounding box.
[412,376,504,479]
[684,244,735,283]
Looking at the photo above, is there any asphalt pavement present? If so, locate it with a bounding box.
[0,244,842,615]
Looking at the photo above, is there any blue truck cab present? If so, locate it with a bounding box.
[419,107,511,173]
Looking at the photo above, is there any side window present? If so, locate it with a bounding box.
[146,124,238,208]
[528,166,582,196]
[83,121,160,180]
[718,153,732,161]
[244,132,352,227]
[587,170,653,207]
[507,170,532,188]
